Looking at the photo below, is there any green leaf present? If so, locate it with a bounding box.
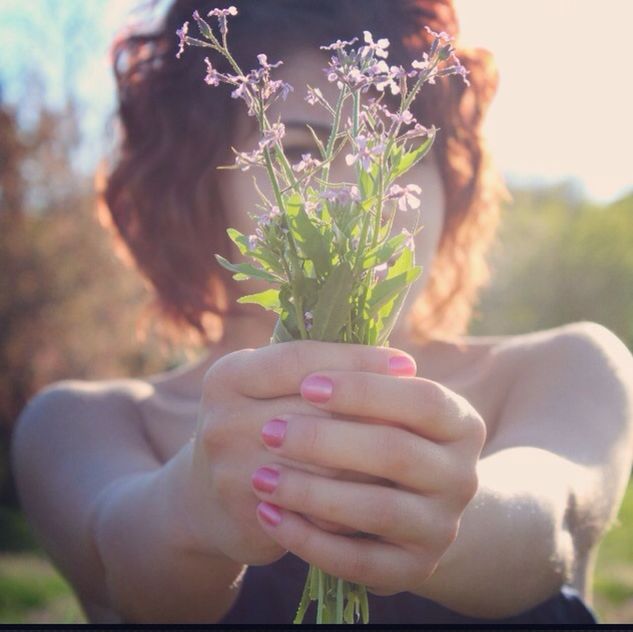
[226,228,285,276]
[292,276,319,310]
[236,288,281,312]
[214,254,281,283]
[311,262,355,341]
[271,316,296,343]
[362,232,408,269]
[359,166,376,199]
[375,281,414,346]
[305,123,327,160]
[390,133,435,180]
[366,267,421,315]
[285,196,331,278]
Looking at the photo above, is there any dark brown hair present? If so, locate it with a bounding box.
[98,0,510,348]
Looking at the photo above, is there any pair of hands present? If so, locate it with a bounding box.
[184,340,486,597]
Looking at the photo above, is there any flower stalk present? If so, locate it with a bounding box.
[177,8,469,622]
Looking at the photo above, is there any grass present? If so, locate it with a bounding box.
[0,480,632,623]
[592,476,633,622]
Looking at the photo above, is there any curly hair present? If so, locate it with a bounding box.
[98,0,510,349]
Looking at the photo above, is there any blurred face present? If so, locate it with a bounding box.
[217,47,446,340]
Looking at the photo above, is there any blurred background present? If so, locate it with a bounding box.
[0,0,631,623]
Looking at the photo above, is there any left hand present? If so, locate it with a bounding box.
[250,357,487,596]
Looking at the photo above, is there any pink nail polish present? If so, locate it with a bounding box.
[262,419,287,448]
[257,501,282,526]
[301,375,333,403]
[388,356,416,376]
[252,466,280,493]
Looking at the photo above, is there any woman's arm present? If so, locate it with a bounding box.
[10,380,244,623]
[411,321,633,618]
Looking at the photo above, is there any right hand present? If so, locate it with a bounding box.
[180,340,416,566]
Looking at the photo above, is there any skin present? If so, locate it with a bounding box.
[10,48,633,624]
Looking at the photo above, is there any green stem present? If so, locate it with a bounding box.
[319,88,347,192]
[260,112,308,340]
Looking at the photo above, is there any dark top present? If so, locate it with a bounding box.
[218,551,599,624]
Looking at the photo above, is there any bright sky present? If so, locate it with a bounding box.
[454,0,632,202]
[0,0,631,203]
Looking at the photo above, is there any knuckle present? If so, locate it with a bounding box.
[366,489,399,534]
[212,465,235,503]
[461,469,479,503]
[434,511,459,550]
[352,372,372,408]
[379,428,413,479]
[448,463,478,505]
[201,416,229,457]
[467,413,487,447]
[202,350,247,400]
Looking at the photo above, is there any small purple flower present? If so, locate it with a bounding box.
[424,24,452,42]
[230,78,249,100]
[257,53,284,71]
[176,21,189,59]
[291,153,321,173]
[401,227,416,251]
[320,185,360,207]
[204,57,222,86]
[399,122,431,141]
[385,109,416,126]
[234,147,264,171]
[256,205,281,229]
[411,53,431,73]
[305,86,325,106]
[247,234,259,251]
[374,262,389,282]
[345,134,385,172]
[320,37,359,52]
[259,122,285,150]
[208,5,238,36]
[303,311,313,332]
[386,184,422,211]
[361,31,390,60]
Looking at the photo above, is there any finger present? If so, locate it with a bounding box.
[202,340,416,401]
[299,370,477,442]
[251,463,452,547]
[260,413,458,493]
[254,502,434,594]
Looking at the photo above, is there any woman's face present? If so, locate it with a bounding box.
[217,47,446,339]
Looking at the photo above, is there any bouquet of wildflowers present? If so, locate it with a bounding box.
[177,6,468,624]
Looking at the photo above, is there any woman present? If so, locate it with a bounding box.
[10,0,633,624]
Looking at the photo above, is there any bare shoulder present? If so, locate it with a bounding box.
[456,320,633,382]
[12,377,161,624]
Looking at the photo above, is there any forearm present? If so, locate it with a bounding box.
[91,443,245,623]
[412,447,578,619]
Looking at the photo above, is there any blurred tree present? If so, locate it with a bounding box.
[470,182,633,350]
[0,92,181,511]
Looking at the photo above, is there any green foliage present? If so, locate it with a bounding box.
[388,132,435,182]
[310,263,355,341]
[470,183,633,351]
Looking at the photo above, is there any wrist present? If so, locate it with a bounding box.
[157,440,228,560]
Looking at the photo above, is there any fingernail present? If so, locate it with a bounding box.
[388,356,416,376]
[301,375,333,403]
[262,419,287,448]
[257,501,282,526]
[252,466,280,493]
